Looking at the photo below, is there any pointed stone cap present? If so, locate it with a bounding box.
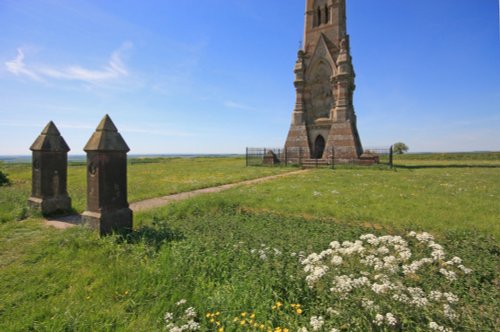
[30,121,70,152]
[84,115,130,152]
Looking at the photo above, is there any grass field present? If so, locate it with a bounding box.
[0,157,291,222]
[0,154,498,331]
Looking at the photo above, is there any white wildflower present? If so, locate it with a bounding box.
[298,328,309,332]
[429,321,453,332]
[458,265,472,274]
[373,314,384,326]
[329,241,341,249]
[429,291,443,301]
[184,307,197,319]
[443,292,459,304]
[326,307,340,316]
[443,304,458,320]
[440,268,457,281]
[310,316,325,331]
[331,255,343,266]
[416,232,434,243]
[164,312,174,323]
[361,298,375,310]
[175,299,187,306]
[385,313,398,326]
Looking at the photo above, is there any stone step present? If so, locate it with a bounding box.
[301,159,332,168]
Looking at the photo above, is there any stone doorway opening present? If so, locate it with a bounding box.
[313,135,325,159]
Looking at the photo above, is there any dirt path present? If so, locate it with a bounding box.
[44,170,307,229]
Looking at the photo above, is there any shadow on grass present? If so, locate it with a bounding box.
[394,164,500,169]
[126,221,185,250]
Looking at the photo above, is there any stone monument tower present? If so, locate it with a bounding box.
[285,0,363,162]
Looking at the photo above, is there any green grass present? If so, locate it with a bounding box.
[0,210,497,331]
[0,155,498,331]
[205,167,500,239]
[394,151,500,161]
[0,157,290,221]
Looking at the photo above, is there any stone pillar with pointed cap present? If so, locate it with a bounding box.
[28,121,72,214]
[82,115,132,235]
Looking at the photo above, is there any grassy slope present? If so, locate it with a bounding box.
[0,157,290,222]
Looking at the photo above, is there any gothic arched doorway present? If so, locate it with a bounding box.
[314,135,325,159]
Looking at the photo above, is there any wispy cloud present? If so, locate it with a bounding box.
[5,49,42,81]
[5,42,132,83]
[223,100,256,111]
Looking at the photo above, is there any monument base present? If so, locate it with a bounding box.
[325,120,363,160]
[82,208,133,235]
[284,124,311,163]
[28,195,72,215]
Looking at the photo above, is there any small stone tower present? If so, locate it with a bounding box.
[28,121,72,215]
[82,115,132,235]
[285,0,363,162]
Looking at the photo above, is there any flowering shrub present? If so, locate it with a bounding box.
[300,231,471,331]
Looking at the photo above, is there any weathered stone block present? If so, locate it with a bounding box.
[28,122,72,215]
[82,115,132,235]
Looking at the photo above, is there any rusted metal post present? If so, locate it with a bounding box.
[389,145,394,169]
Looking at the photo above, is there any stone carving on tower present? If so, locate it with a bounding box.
[285,0,363,162]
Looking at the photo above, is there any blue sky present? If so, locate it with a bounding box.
[0,0,499,155]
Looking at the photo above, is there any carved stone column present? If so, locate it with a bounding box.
[28,121,72,215]
[82,115,132,235]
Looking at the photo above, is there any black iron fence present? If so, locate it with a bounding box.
[246,146,393,168]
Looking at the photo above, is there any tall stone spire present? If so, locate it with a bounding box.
[285,0,363,162]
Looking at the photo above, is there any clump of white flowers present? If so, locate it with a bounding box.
[309,316,325,331]
[250,244,283,261]
[300,231,471,330]
[164,299,200,332]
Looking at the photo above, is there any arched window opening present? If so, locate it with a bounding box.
[317,8,322,26]
[325,5,329,24]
